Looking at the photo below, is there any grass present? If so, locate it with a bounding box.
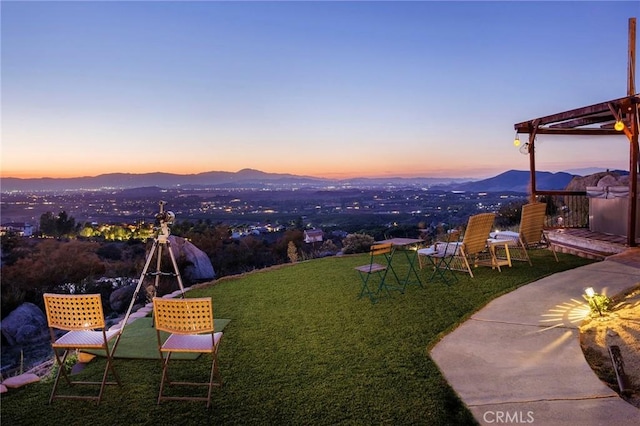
[1,250,593,425]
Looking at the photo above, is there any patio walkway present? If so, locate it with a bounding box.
[430,252,640,425]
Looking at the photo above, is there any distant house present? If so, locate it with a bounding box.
[0,222,34,237]
[304,229,323,244]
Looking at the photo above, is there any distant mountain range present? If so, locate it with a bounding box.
[0,168,627,193]
[432,170,576,193]
[0,168,468,192]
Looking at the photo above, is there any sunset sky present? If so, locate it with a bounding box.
[2,1,638,180]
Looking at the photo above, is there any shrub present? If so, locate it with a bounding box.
[341,233,375,254]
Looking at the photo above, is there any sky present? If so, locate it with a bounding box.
[1,1,638,180]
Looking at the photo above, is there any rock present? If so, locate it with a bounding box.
[564,171,621,192]
[562,171,628,223]
[597,174,623,188]
[2,373,40,388]
[0,384,7,393]
[168,235,216,282]
[109,284,146,313]
[0,303,49,346]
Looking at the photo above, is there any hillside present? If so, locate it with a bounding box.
[435,170,576,193]
[4,168,623,193]
[1,169,467,192]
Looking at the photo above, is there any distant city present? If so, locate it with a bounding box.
[0,169,591,235]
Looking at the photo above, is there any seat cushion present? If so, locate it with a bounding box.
[53,329,119,349]
[162,332,223,353]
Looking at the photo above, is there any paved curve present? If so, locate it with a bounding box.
[430,256,640,425]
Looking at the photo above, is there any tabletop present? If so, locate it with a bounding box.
[376,238,423,246]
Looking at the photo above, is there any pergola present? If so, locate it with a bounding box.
[513,18,639,247]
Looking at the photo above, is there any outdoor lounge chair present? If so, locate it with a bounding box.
[43,293,122,404]
[433,213,496,278]
[152,297,223,408]
[492,202,559,265]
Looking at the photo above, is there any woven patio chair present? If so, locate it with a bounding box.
[43,293,122,404]
[153,297,223,408]
[492,202,559,265]
[447,213,496,278]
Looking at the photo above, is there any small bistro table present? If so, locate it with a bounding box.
[375,238,424,292]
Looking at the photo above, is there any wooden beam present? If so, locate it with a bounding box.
[607,102,634,139]
[549,116,615,129]
[514,96,639,131]
[513,96,632,129]
[516,128,627,136]
[601,120,630,129]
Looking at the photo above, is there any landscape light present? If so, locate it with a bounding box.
[583,287,611,318]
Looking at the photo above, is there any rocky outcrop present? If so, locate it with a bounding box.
[558,171,629,227]
[564,171,627,191]
[109,284,149,313]
[168,235,216,282]
[0,303,49,346]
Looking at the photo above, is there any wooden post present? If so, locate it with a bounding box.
[629,18,636,96]
[627,18,637,247]
[528,123,539,204]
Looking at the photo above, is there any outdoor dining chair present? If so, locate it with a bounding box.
[152,297,223,408]
[492,202,559,265]
[447,212,497,278]
[43,293,122,404]
[354,242,397,303]
[417,229,461,283]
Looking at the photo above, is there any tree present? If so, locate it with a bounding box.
[79,224,95,238]
[39,211,57,236]
[273,230,303,263]
[39,210,76,237]
[55,211,76,236]
[287,241,299,263]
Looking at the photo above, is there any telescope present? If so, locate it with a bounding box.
[155,200,175,224]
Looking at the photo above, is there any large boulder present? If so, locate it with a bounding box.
[561,171,630,228]
[0,303,49,346]
[109,284,147,313]
[168,235,215,282]
[564,171,625,192]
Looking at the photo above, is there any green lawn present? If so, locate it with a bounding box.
[1,250,593,425]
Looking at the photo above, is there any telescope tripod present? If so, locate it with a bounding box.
[119,213,185,329]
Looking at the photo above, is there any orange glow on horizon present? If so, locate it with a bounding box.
[0,164,495,181]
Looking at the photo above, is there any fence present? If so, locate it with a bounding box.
[534,191,589,229]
